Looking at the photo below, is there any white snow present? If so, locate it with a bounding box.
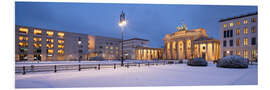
[15,63,257,88]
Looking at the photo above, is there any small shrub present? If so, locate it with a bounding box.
[217,55,248,68]
[187,58,208,66]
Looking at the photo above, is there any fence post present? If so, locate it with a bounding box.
[22,66,26,75]
[114,64,116,69]
[79,64,81,71]
[98,64,100,70]
[31,65,34,72]
[54,65,57,73]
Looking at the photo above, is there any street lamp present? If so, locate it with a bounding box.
[119,11,127,66]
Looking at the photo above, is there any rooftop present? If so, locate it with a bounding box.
[219,12,258,22]
[124,38,149,42]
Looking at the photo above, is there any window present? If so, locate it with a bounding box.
[19,27,28,34]
[46,31,54,36]
[18,42,28,47]
[58,45,64,48]
[106,46,108,49]
[34,29,42,35]
[33,43,42,48]
[47,49,54,54]
[229,22,234,27]
[244,38,248,46]
[251,18,256,22]
[227,30,230,37]
[236,50,241,56]
[46,38,54,43]
[252,37,256,45]
[229,40,233,47]
[243,19,248,24]
[223,24,227,28]
[251,50,257,60]
[19,36,28,41]
[110,46,113,49]
[251,26,256,33]
[223,40,227,47]
[236,21,241,26]
[33,37,42,42]
[236,38,240,46]
[236,28,240,35]
[57,32,64,38]
[244,27,248,34]
[57,49,64,54]
[244,50,248,59]
[46,44,54,48]
[58,40,64,44]
[223,31,226,38]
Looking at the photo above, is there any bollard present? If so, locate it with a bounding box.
[148,62,150,66]
[54,65,57,73]
[127,63,129,68]
[114,64,116,69]
[31,65,34,72]
[98,64,100,70]
[138,63,140,67]
[22,66,26,75]
[79,64,81,71]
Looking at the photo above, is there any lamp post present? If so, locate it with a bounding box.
[119,11,127,66]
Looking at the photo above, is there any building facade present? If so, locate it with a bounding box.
[15,25,122,61]
[135,47,164,60]
[15,25,89,61]
[219,12,257,61]
[88,36,121,60]
[163,23,220,61]
[123,38,149,59]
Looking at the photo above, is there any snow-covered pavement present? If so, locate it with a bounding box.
[15,63,257,88]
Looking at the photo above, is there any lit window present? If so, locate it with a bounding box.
[243,19,248,24]
[47,49,54,54]
[19,27,28,34]
[251,50,257,60]
[236,28,240,35]
[110,46,113,49]
[33,37,42,42]
[251,18,256,22]
[46,44,54,48]
[116,47,118,50]
[57,32,64,38]
[251,26,256,33]
[18,36,28,41]
[229,22,234,27]
[58,45,64,48]
[223,24,227,28]
[236,21,240,26]
[46,38,54,43]
[244,38,248,46]
[58,40,64,44]
[244,50,248,59]
[106,46,108,49]
[18,42,28,47]
[237,50,241,56]
[244,27,248,34]
[46,31,54,36]
[236,38,240,46]
[34,29,42,35]
[33,43,42,48]
[57,49,64,54]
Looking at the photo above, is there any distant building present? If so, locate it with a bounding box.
[122,38,149,59]
[163,23,220,61]
[135,47,164,60]
[15,25,121,61]
[219,12,258,61]
[88,36,121,60]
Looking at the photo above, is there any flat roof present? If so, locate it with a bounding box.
[124,38,149,42]
[219,12,257,22]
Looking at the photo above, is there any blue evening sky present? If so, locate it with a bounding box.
[15,2,257,48]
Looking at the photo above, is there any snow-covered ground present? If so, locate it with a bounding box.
[15,63,257,88]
